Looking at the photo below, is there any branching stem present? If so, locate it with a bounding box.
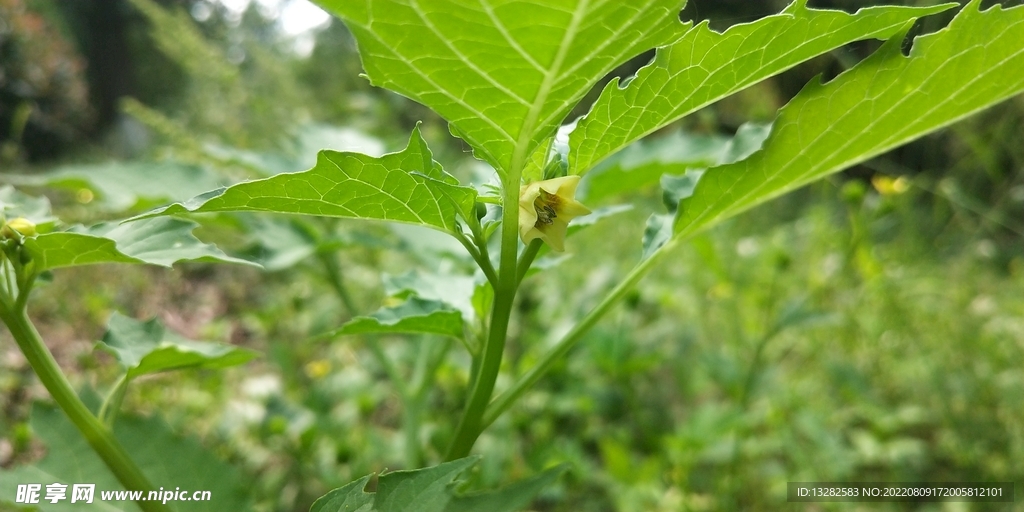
[483,238,681,428]
[0,304,170,512]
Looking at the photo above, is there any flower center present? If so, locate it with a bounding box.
[533,190,560,227]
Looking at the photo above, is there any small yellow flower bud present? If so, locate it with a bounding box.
[2,217,37,239]
[518,176,591,252]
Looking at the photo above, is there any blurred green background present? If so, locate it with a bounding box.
[1,0,1023,510]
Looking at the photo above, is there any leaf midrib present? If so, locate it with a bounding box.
[509,0,590,179]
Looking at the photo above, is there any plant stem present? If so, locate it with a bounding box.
[445,164,524,460]
[98,373,130,428]
[516,240,543,286]
[401,393,424,468]
[454,230,498,286]
[402,338,451,468]
[318,252,357,315]
[482,237,681,428]
[0,306,171,512]
[363,336,409,399]
[319,252,416,401]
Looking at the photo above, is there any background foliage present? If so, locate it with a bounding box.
[1,0,1023,510]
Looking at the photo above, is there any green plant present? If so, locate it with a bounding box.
[2,0,1024,510]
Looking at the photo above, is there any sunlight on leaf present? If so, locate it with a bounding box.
[570,1,957,174]
[315,0,687,175]
[673,1,1024,239]
[25,218,257,271]
[324,298,465,340]
[136,127,476,234]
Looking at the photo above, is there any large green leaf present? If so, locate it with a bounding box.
[0,405,250,511]
[673,1,1024,240]
[315,0,687,175]
[23,218,255,271]
[98,313,257,379]
[310,456,564,512]
[324,298,465,340]
[569,0,957,174]
[137,128,474,234]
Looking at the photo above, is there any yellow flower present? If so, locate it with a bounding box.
[304,359,331,379]
[518,176,591,252]
[871,175,910,195]
[1,217,36,239]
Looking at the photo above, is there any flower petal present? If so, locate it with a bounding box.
[517,175,591,251]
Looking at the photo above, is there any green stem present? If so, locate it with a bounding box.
[402,394,424,468]
[98,373,130,428]
[319,252,357,315]
[516,240,543,286]
[454,231,498,286]
[319,252,413,400]
[402,339,452,468]
[445,168,524,461]
[364,336,409,399]
[411,338,450,399]
[1,256,16,303]
[471,224,497,280]
[482,237,680,428]
[0,306,170,512]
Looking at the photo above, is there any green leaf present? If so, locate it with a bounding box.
[315,0,686,175]
[24,218,256,271]
[0,405,251,511]
[390,224,468,263]
[240,216,320,271]
[0,406,127,512]
[580,123,770,204]
[641,213,674,261]
[410,172,478,226]
[2,162,225,212]
[137,128,475,234]
[641,168,708,259]
[673,1,1024,240]
[567,204,633,233]
[471,281,494,328]
[98,313,257,379]
[310,456,565,512]
[569,1,957,174]
[661,171,706,214]
[384,271,476,322]
[325,298,465,340]
[0,186,56,227]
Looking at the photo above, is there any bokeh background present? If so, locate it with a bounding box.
[1,0,1023,510]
